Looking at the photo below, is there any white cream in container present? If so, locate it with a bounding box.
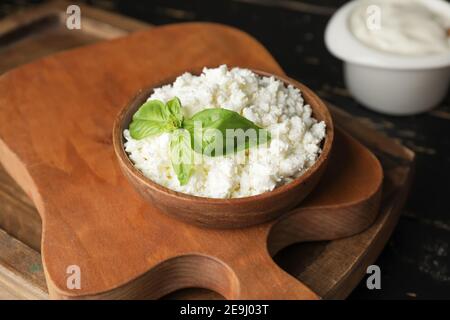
[325,0,450,115]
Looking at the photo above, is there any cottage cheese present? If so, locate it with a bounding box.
[124,65,326,198]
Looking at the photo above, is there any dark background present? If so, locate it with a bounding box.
[1,0,449,299]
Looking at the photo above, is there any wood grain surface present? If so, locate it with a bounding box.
[0,1,149,74]
[0,229,47,299]
[0,1,148,253]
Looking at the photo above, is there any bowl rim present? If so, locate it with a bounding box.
[112,68,334,204]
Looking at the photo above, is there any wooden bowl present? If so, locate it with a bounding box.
[113,70,334,228]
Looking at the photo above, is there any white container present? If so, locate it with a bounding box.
[325,0,450,116]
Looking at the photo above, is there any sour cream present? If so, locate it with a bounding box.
[349,0,450,55]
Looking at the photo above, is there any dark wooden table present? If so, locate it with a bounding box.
[1,0,449,299]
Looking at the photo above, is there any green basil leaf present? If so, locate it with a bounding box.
[170,129,194,186]
[130,99,181,140]
[183,108,270,157]
[132,99,169,121]
[166,97,183,128]
[129,119,173,140]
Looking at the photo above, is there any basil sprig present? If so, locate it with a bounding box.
[169,129,194,186]
[129,97,270,185]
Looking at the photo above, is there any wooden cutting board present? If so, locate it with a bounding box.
[1,2,414,298]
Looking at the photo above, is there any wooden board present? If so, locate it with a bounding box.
[0,228,47,300]
[0,1,414,300]
[0,21,384,300]
[0,0,148,252]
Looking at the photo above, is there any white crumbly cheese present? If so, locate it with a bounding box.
[124,65,326,198]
